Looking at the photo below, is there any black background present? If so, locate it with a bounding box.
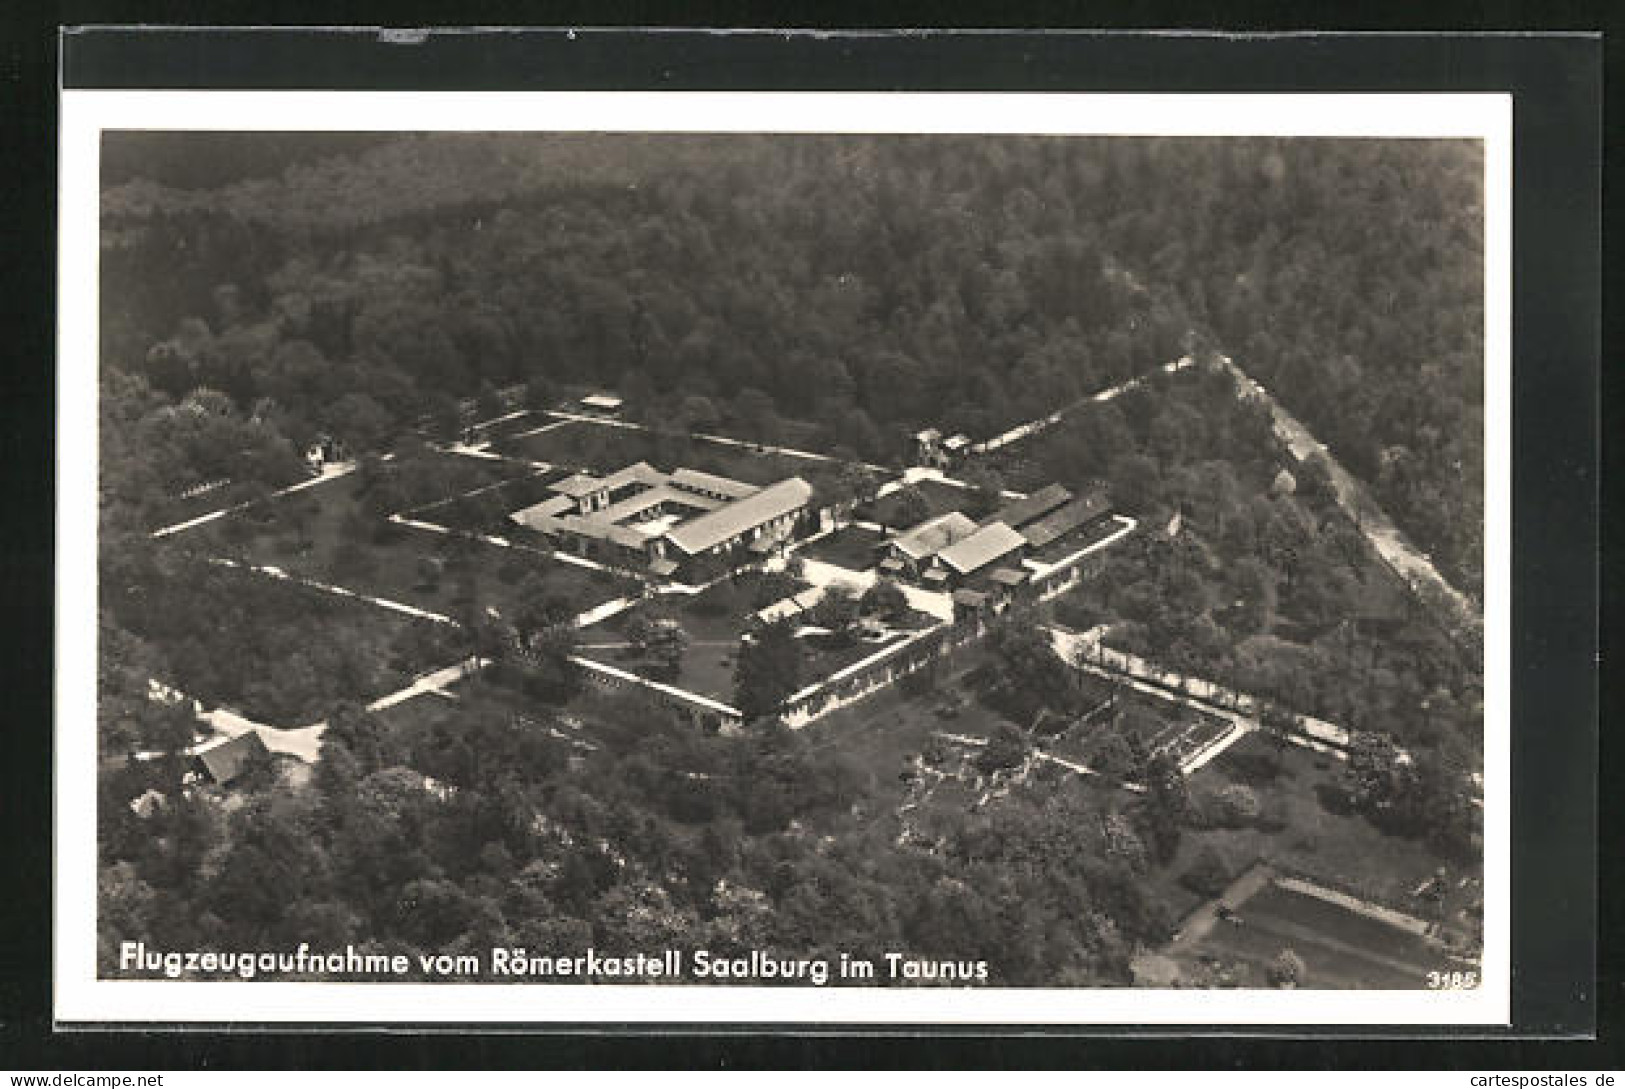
[0,14,1611,1071]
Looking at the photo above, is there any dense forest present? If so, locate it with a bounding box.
[101,132,1483,590]
[97,131,1486,984]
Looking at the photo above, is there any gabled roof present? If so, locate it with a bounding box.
[193,731,270,785]
[1019,489,1112,549]
[581,393,623,409]
[989,483,1072,530]
[892,511,978,562]
[953,588,990,608]
[936,521,1027,575]
[550,461,663,497]
[509,493,576,530]
[943,433,971,451]
[598,483,718,524]
[665,477,813,555]
[599,461,665,492]
[670,467,759,500]
[550,471,604,498]
[557,515,648,550]
[989,566,1028,586]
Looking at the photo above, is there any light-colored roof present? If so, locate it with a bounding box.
[669,467,759,499]
[552,461,663,498]
[556,516,649,550]
[599,461,665,491]
[665,477,813,555]
[598,483,718,524]
[936,521,1026,575]
[510,493,575,528]
[581,393,623,408]
[550,471,604,498]
[989,566,1028,586]
[990,483,1072,530]
[953,588,990,607]
[915,428,942,443]
[943,433,971,450]
[892,511,978,561]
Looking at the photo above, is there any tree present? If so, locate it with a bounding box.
[1179,844,1235,898]
[1210,783,1262,828]
[733,622,802,721]
[809,583,861,636]
[523,373,557,410]
[860,578,908,623]
[630,615,689,681]
[514,575,575,649]
[976,722,1029,775]
[1268,948,1306,988]
[990,619,1078,721]
[1140,752,1191,863]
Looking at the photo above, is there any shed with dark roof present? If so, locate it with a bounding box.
[1019,488,1112,549]
[988,483,1072,530]
[192,731,271,786]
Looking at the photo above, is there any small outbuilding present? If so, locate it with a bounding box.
[580,393,625,414]
[190,731,271,787]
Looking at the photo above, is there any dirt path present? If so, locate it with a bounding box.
[1049,624,1353,768]
[208,557,459,626]
[541,409,891,473]
[151,460,364,539]
[1217,355,1479,631]
[971,356,1194,454]
[147,654,491,765]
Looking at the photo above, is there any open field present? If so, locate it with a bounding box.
[800,643,1013,801]
[188,456,627,623]
[795,610,940,685]
[493,417,885,497]
[492,419,663,468]
[797,524,887,570]
[576,571,810,702]
[407,467,566,532]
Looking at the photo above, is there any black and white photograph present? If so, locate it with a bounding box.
[55,87,1515,1026]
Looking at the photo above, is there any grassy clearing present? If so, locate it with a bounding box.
[799,644,1013,799]
[494,418,888,504]
[405,467,564,531]
[575,572,810,703]
[1154,731,1479,939]
[797,524,887,570]
[1181,880,1440,988]
[193,457,625,623]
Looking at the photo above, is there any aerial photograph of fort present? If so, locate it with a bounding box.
[95,130,1486,990]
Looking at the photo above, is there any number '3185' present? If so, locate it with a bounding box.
[1427,969,1478,989]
